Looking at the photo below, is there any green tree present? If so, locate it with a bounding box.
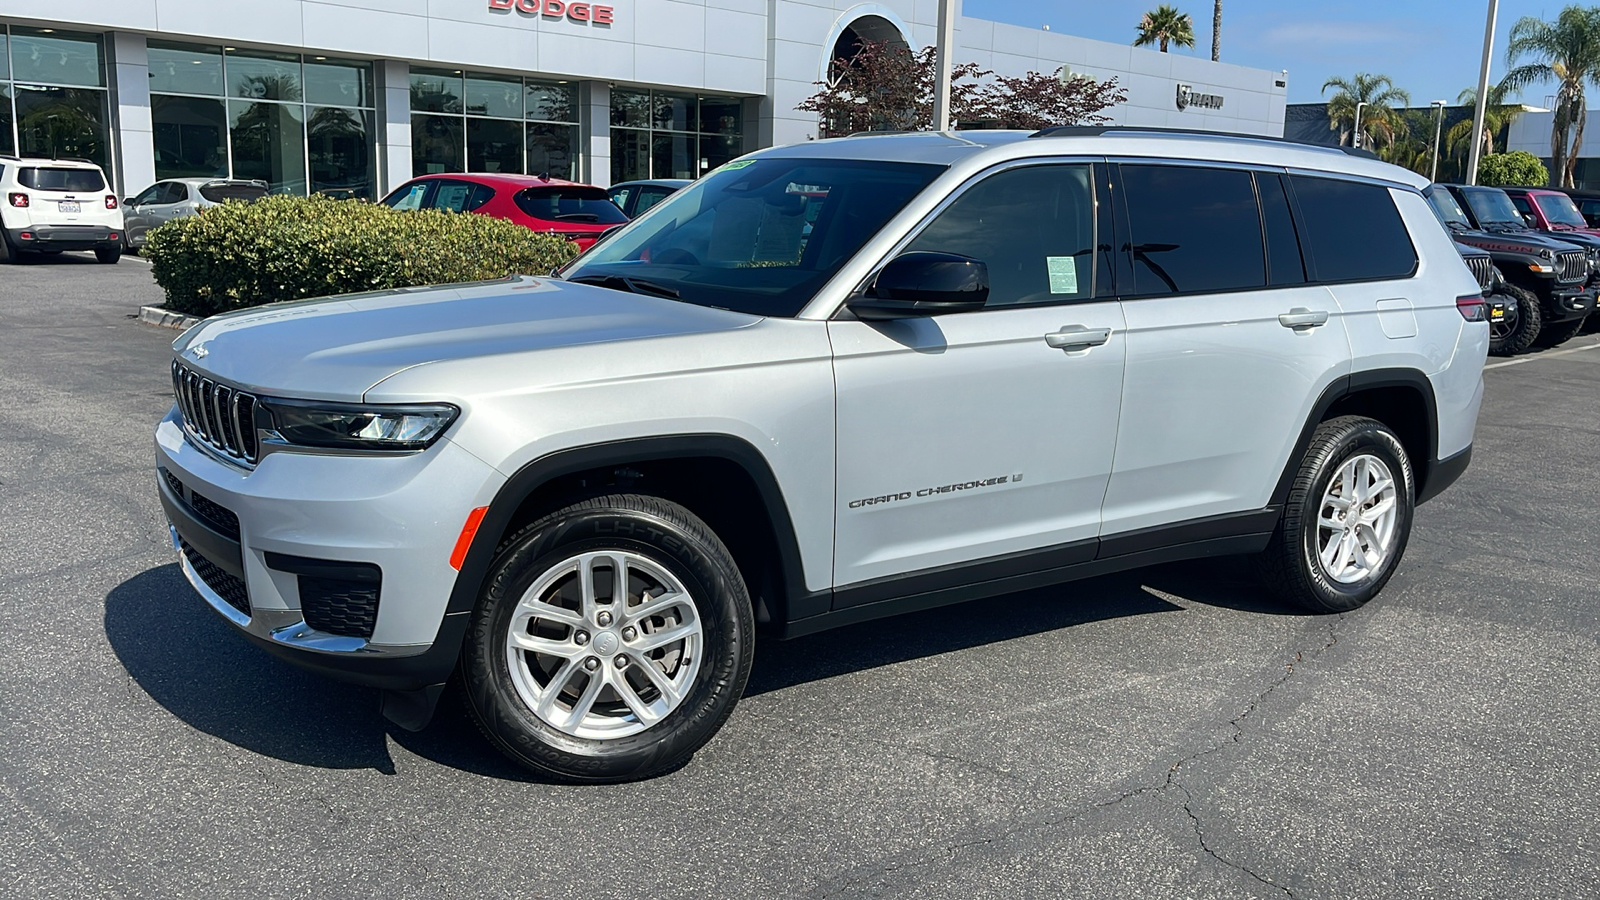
[1445,84,1523,163]
[1502,5,1600,187]
[1476,150,1550,186]
[1134,5,1195,53]
[1322,73,1411,150]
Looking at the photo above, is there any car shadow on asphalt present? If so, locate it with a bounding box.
[104,556,1304,782]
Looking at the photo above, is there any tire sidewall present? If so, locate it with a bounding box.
[1294,424,1414,612]
[463,501,750,781]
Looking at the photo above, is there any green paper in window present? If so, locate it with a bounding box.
[1047,256,1079,294]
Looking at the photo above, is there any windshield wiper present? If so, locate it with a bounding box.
[568,274,681,299]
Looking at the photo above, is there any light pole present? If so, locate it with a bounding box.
[1467,0,1500,185]
[932,0,957,131]
[1430,99,1447,182]
[1353,101,1367,149]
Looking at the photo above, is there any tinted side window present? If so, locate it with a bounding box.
[905,164,1095,306]
[1257,173,1306,286]
[161,183,189,204]
[132,185,164,206]
[467,184,496,212]
[1509,194,1533,215]
[1289,176,1417,282]
[609,187,634,214]
[432,180,476,213]
[384,182,430,211]
[1119,164,1264,296]
[635,187,673,216]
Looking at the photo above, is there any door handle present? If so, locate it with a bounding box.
[1045,325,1113,350]
[1278,308,1330,329]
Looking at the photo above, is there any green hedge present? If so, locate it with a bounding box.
[143,194,581,317]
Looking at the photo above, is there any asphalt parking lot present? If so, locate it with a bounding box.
[3,253,1598,900]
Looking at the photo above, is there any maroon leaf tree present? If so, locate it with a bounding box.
[798,40,1127,136]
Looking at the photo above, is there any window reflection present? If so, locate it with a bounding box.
[9,28,104,88]
[0,85,12,157]
[153,95,228,179]
[609,91,744,183]
[308,106,373,199]
[148,42,223,96]
[229,99,306,195]
[410,73,578,180]
[14,85,110,167]
[413,114,464,175]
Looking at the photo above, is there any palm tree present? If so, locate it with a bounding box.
[1502,6,1600,188]
[1322,73,1411,150]
[1134,5,1195,53]
[1445,84,1523,163]
[1211,1,1222,61]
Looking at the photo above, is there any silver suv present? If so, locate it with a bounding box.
[154,128,1488,782]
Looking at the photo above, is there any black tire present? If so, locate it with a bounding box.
[461,493,754,783]
[1489,282,1541,356]
[1534,314,1587,348]
[95,246,122,265]
[1256,416,1415,614]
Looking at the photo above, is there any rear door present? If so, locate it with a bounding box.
[829,162,1127,593]
[1099,163,1352,540]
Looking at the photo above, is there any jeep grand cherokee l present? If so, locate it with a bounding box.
[156,128,1487,782]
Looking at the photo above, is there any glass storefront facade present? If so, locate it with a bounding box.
[147,41,377,197]
[0,26,112,174]
[410,69,579,180]
[609,89,742,183]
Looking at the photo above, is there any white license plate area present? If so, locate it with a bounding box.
[58,201,81,213]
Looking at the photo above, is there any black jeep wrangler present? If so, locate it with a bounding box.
[1427,184,1595,353]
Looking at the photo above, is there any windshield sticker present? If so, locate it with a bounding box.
[718,159,755,171]
[1047,256,1079,294]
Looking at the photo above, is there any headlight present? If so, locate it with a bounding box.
[257,398,459,452]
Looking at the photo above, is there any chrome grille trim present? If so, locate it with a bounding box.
[1557,250,1587,283]
[171,361,261,466]
[1466,255,1495,291]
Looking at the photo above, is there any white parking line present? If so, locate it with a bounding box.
[1485,339,1600,370]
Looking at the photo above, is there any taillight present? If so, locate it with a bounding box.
[7,193,28,208]
[105,195,118,209]
[1456,294,1489,322]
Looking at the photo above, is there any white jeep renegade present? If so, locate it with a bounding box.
[0,156,124,263]
[154,128,1487,782]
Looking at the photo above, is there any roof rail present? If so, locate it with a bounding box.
[1028,125,1380,160]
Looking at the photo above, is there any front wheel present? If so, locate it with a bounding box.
[1257,416,1415,613]
[1489,283,1540,356]
[461,493,754,783]
[1534,314,1587,348]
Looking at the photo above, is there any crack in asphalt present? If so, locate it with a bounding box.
[814,617,1344,900]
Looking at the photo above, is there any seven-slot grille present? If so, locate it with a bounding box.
[1466,255,1495,291]
[1556,250,1587,283]
[172,361,260,464]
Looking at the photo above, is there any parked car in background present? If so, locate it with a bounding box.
[1430,183,1594,351]
[1555,187,1600,228]
[608,179,690,219]
[124,178,269,250]
[381,173,626,250]
[1455,242,1520,355]
[1503,186,1600,242]
[0,156,124,264]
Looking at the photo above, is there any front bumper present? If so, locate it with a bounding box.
[1546,285,1595,322]
[154,406,505,690]
[7,224,121,251]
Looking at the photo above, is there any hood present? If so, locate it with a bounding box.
[171,276,761,399]
[1451,226,1590,255]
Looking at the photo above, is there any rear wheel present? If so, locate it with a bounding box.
[1257,416,1415,613]
[461,493,754,783]
[1489,282,1540,356]
[95,246,122,265]
[1534,314,1587,348]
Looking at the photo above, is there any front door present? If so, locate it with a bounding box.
[829,163,1126,596]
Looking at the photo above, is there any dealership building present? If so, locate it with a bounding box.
[0,0,1288,199]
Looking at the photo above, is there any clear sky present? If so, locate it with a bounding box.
[964,0,1574,108]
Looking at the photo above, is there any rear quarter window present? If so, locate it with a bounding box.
[19,167,106,193]
[1290,176,1417,283]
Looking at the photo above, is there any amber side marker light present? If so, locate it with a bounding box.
[450,506,490,570]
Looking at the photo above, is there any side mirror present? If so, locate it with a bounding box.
[849,251,989,320]
[123,198,136,208]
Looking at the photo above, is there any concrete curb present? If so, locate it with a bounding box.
[138,306,201,331]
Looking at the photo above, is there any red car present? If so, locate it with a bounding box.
[379,173,627,250]
[1503,187,1600,237]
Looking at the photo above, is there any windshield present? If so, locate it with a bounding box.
[1462,188,1522,226]
[559,157,945,317]
[1535,192,1589,228]
[514,186,629,225]
[1426,188,1472,228]
[19,167,105,193]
